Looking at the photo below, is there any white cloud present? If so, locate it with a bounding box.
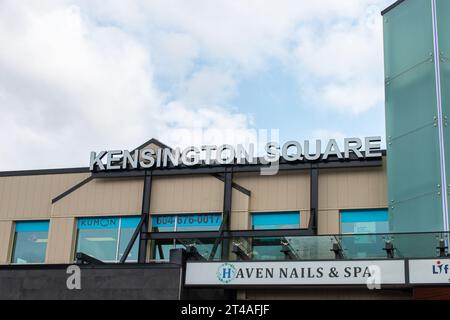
[295,3,388,114]
[0,0,253,170]
[0,0,395,170]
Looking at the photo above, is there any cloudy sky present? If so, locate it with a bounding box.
[0,0,394,170]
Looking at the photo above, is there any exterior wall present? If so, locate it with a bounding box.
[234,171,310,229]
[0,221,13,264]
[0,158,387,264]
[52,178,143,217]
[318,162,388,235]
[150,175,223,214]
[0,173,89,264]
[0,173,89,220]
[46,218,76,264]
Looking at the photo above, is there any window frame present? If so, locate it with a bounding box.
[339,208,390,235]
[75,216,140,263]
[251,211,301,230]
[10,220,50,265]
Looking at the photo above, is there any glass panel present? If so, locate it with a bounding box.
[385,60,437,140]
[11,221,49,264]
[384,0,444,233]
[383,0,433,79]
[227,232,447,261]
[437,0,450,57]
[177,239,222,261]
[251,212,300,230]
[393,232,441,258]
[388,123,443,232]
[76,217,119,262]
[252,237,285,260]
[390,192,443,232]
[118,217,140,262]
[338,234,388,259]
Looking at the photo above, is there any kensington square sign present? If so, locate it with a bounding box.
[89,137,382,171]
[185,260,405,286]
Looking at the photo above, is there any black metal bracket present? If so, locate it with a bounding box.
[308,168,319,234]
[185,246,207,261]
[138,172,153,263]
[75,253,105,265]
[437,239,448,257]
[281,243,298,260]
[331,242,344,260]
[383,240,395,259]
[119,215,146,263]
[232,243,251,261]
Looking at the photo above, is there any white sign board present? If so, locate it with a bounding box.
[409,259,450,284]
[185,260,405,286]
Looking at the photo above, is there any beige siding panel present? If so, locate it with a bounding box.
[300,210,310,229]
[234,171,310,213]
[230,189,249,230]
[0,173,90,221]
[0,221,13,264]
[318,164,387,211]
[150,176,223,214]
[46,217,76,264]
[318,209,340,235]
[52,178,143,217]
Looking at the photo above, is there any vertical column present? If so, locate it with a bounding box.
[221,168,233,260]
[138,171,152,263]
[309,167,319,234]
[431,0,449,232]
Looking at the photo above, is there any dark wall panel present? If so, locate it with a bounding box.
[0,264,182,300]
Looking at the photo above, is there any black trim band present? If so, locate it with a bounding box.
[381,0,406,16]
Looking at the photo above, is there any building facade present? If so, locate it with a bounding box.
[0,0,449,300]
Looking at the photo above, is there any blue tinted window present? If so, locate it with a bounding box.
[76,216,140,262]
[12,221,49,264]
[151,213,222,232]
[341,209,389,234]
[252,212,300,230]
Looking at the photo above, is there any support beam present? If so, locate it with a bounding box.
[148,228,315,240]
[208,168,233,260]
[138,172,152,263]
[308,168,319,234]
[119,215,146,263]
[75,253,105,265]
[221,169,233,260]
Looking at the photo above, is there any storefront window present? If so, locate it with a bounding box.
[76,216,140,262]
[252,212,300,230]
[251,212,300,260]
[151,213,222,261]
[340,209,389,258]
[11,221,49,264]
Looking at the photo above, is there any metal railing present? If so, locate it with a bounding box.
[149,230,450,262]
